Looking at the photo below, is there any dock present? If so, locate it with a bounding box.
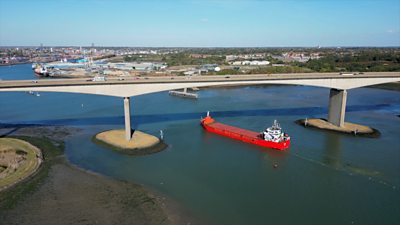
[169,88,198,99]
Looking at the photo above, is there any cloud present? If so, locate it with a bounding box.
[386,29,399,34]
[200,18,209,23]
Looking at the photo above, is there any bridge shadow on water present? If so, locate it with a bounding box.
[0,103,394,128]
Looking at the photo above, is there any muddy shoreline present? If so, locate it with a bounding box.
[0,125,197,225]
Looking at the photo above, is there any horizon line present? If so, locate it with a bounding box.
[1,45,400,49]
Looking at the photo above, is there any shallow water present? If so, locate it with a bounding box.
[1,64,399,225]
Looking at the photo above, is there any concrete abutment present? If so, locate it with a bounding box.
[124,97,132,141]
[298,88,379,137]
[328,88,347,127]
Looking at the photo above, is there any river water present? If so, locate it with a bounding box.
[1,64,399,225]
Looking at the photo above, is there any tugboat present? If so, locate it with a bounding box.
[201,112,290,150]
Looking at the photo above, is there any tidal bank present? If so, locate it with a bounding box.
[296,118,380,138]
[93,129,167,155]
[0,135,64,212]
[1,159,171,225]
[0,125,190,225]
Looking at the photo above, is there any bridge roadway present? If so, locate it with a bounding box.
[1,72,399,140]
[0,72,399,89]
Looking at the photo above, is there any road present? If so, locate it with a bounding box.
[0,72,399,89]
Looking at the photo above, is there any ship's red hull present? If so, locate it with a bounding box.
[201,116,290,150]
[34,70,49,77]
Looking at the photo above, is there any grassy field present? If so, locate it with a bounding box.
[0,138,42,190]
[0,136,63,210]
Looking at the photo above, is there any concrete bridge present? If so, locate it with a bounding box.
[1,72,399,140]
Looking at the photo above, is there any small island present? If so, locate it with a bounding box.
[93,129,167,155]
[296,118,380,137]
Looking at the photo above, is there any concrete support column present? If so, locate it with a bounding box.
[124,97,132,141]
[328,89,347,127]
[183,87,187,93]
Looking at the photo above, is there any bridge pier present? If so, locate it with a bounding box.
[328,89,347,127]
[124,97,132,141]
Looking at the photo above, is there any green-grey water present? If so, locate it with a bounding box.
[1,64,399,225]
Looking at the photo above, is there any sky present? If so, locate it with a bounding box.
[0,0,399,47]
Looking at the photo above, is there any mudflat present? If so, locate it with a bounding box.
[1,161,170,225]
[0,126,184,225]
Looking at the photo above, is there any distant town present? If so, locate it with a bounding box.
[0,46,399,78]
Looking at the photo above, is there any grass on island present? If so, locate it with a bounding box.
[0,136,63,210]
[0,138,42,190]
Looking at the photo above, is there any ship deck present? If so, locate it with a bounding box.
[208,122,260,139]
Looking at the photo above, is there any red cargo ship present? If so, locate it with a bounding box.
[200,112,290,150]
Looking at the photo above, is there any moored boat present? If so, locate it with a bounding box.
[200,112,290,150]
[33,64,49,76]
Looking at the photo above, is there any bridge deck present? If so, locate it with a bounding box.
[0,72,399,89]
